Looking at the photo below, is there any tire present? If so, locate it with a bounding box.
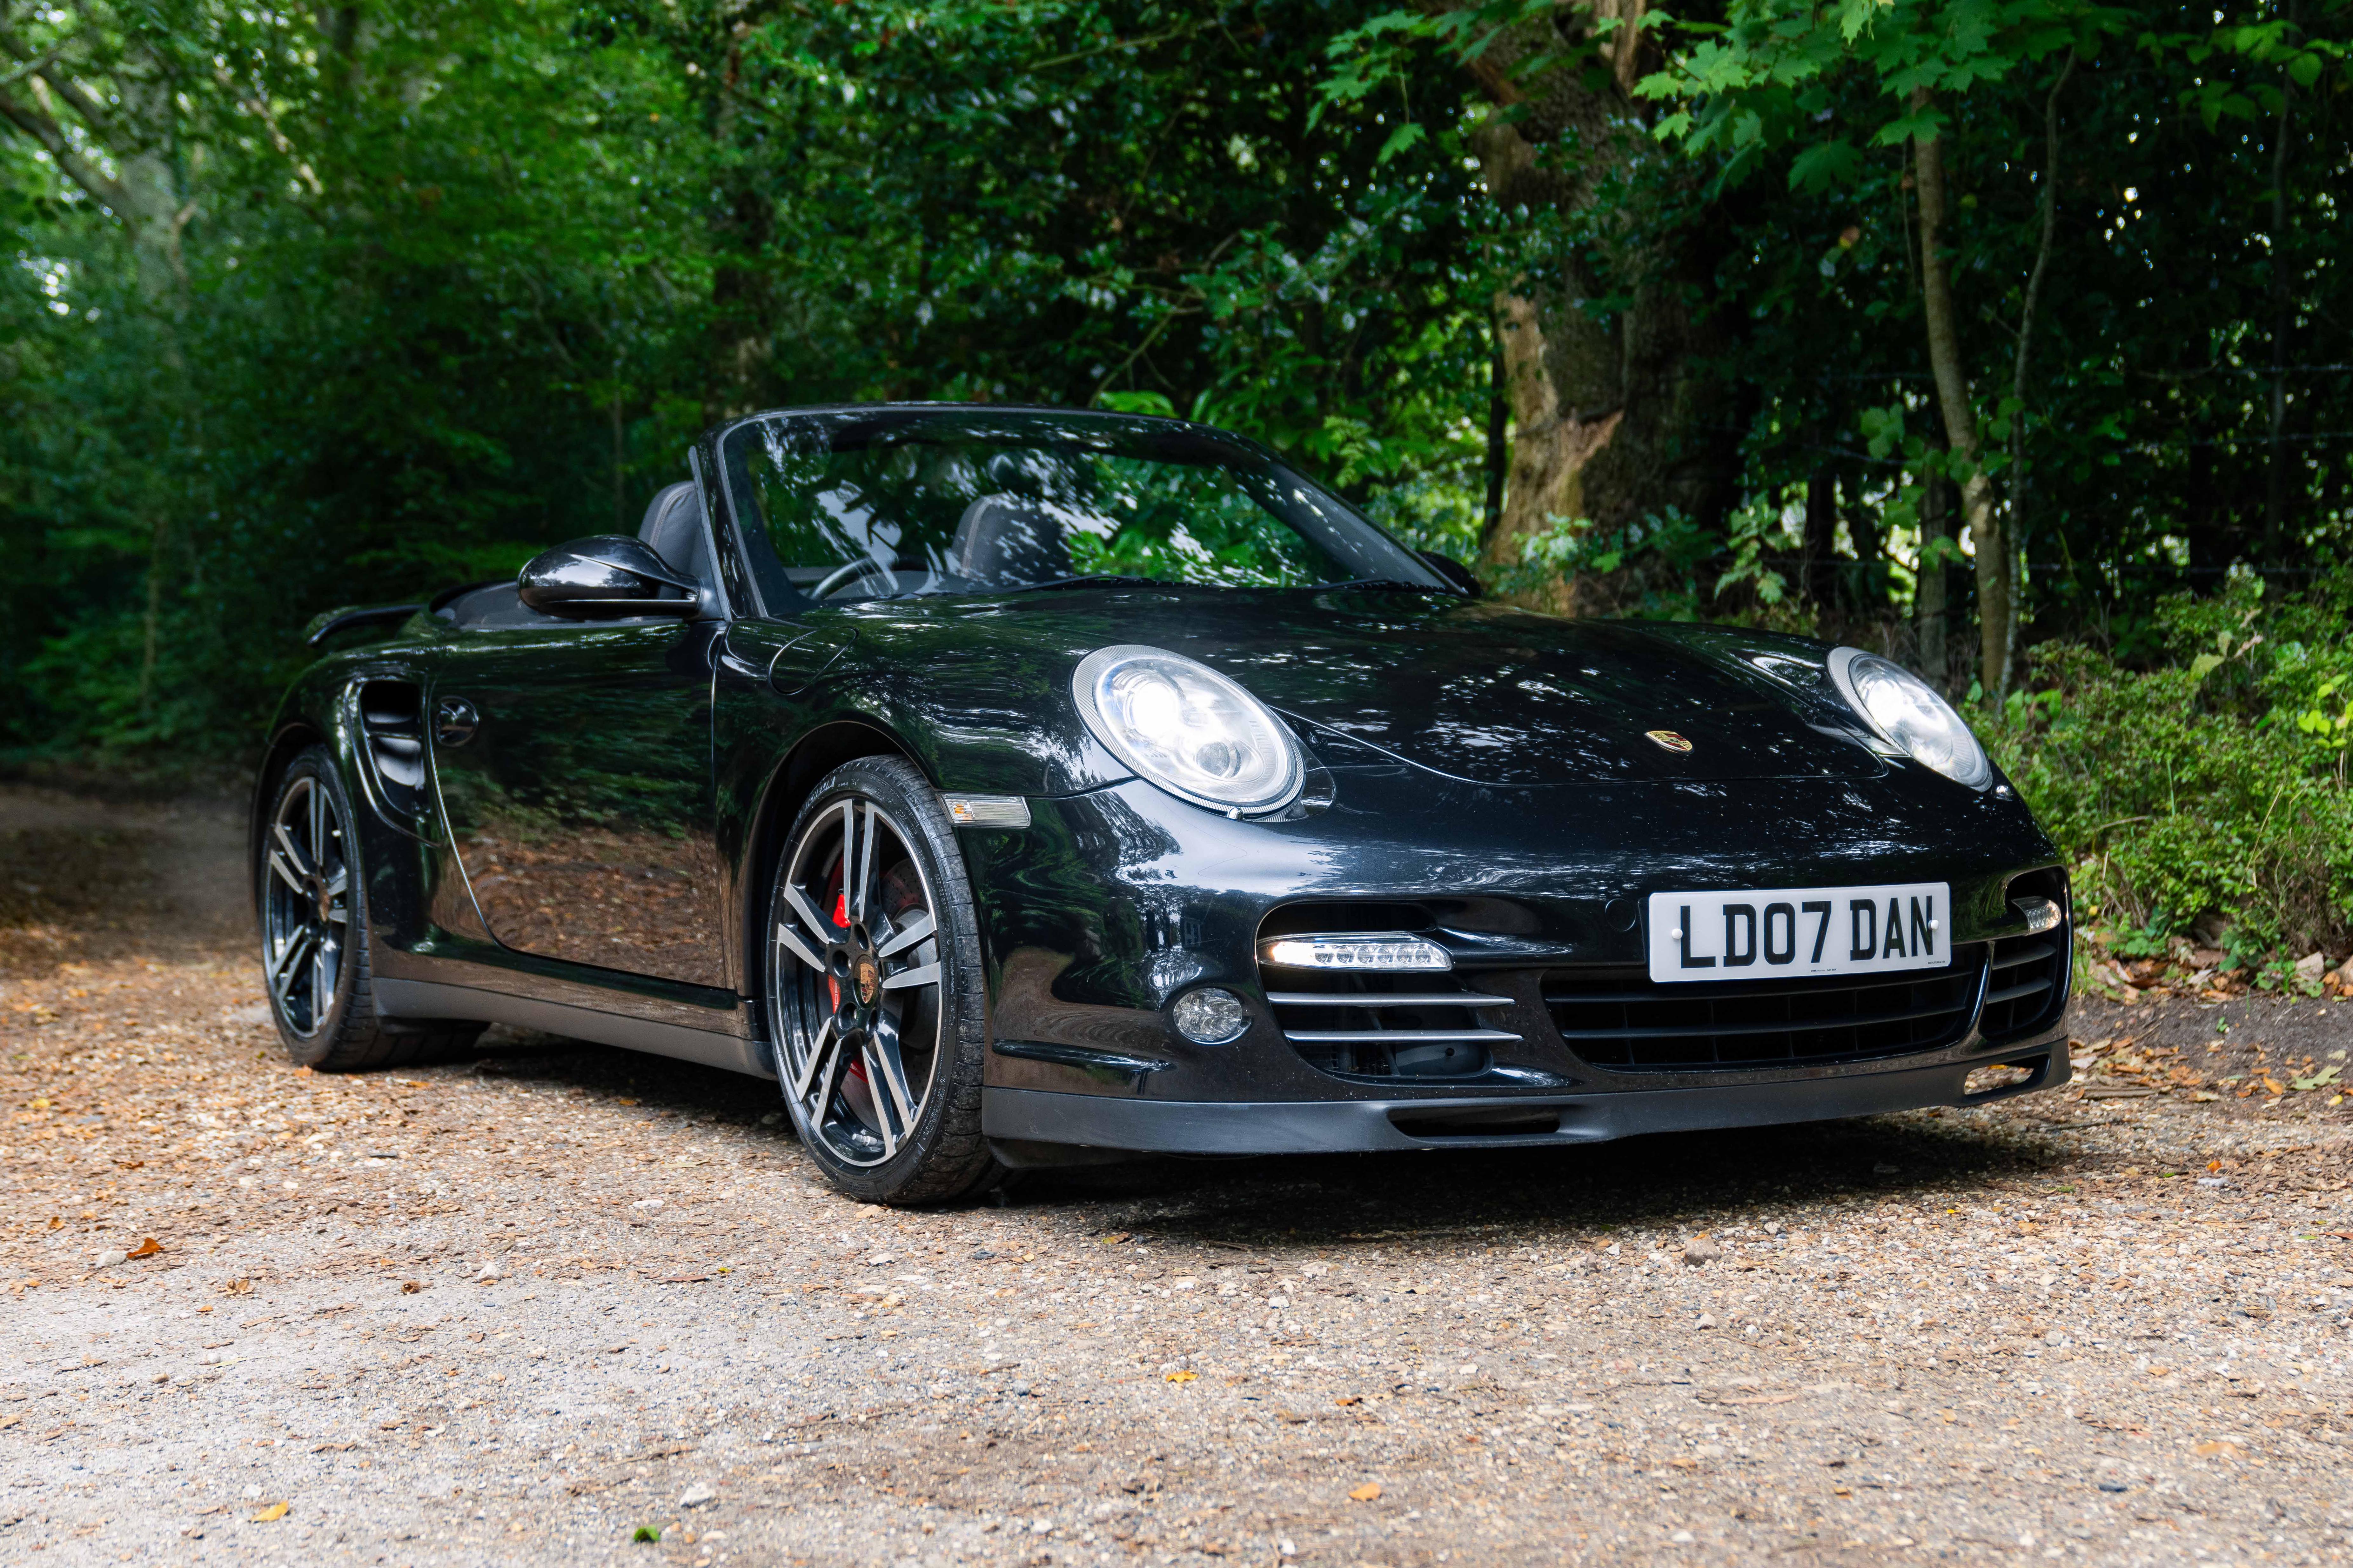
[766,756,1001,1205]
[258,745,484,1071]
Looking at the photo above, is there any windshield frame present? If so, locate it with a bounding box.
[710,404,1451,617]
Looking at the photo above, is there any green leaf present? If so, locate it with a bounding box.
[1787,138,1863,193]
[1096,390,1178,417]
[1376,122,1426,165]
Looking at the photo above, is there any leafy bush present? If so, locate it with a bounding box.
[1983,570,2353,967]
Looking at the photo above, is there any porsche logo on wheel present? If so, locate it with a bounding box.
[853,957,882,1007]
[1645,729,1695,754]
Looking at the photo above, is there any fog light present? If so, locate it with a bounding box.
[1172,988,1250,1044]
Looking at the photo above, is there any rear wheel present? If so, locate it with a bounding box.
[767,757,998,1204]
[258,746,483,1070]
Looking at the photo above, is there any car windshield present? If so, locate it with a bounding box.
[718,408,1444,610]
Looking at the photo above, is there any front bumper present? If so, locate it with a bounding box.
[983,1042,2067,1156]
[958,764,2072,1151]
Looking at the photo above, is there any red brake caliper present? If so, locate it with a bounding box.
[828,876,867,1091]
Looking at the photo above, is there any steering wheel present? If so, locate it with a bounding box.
[811,556,904,601]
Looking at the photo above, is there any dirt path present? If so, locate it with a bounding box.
[2,785,2350,1568]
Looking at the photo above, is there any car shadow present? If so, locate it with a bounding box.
[453,1025,2076,1242]
[1002,1108,2078,1246]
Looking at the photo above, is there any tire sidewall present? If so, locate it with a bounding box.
[767,757,989,1203]
[261,746,365,1068]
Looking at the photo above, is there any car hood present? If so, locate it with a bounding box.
[835,587,1885,788]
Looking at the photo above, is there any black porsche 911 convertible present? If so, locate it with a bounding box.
[256,404,2071,1203]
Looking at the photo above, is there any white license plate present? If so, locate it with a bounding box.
[1646,882,1952,984]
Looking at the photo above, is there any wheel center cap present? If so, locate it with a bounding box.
[852,955,882,1008]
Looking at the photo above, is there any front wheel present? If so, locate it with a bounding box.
[766,757,999,1204]
[258,745,483,1070]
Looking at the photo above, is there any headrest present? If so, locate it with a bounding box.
[636,481,706,579]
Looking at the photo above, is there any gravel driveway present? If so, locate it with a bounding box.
[2,784,2349,1567]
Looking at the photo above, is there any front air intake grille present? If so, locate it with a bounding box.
[1978,929,2067,1040]
[1264,971,1517,1081]
[1543,949,1988,1072]
[355,681,430,823]
[1980,870,2071,1042]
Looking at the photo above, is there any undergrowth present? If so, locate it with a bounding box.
[1983,569,2353,975]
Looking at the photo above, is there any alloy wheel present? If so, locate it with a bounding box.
[261,774,350,1037]
[772,795,946,1168]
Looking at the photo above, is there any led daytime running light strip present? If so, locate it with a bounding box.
[1258,932,1453,972]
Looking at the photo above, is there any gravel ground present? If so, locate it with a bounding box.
[2,783,2351,1568]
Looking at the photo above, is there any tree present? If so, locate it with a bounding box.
[1325,0,1743,611]
[1633,0,2108,692]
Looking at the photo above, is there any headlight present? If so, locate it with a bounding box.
[1073,645,1304,815]
[1826,646,1994,790]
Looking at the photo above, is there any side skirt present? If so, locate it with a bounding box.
[373,978,775,1081]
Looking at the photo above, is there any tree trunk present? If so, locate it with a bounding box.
[1459,2,1736,612]
[2008,53,2073,693]
[2263,12,2297,558]
[1845,472,1883,612]
[1915,472,1949,690]
[1910,91,2006,699]
[0,45,189,299]
[1801,464,1838,616]
[1481,345,1508,541]
[1481,284,1618,614]
[611,379,628,534]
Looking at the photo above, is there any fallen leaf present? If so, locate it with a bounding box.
[312,1441,358,1452]
[222,1278,253,1296]
[1164,1370,1198,1383]
[2193,1440,2242,1458]
[400,1280,424,1294]
[0,1415,18,1430]
[1333,1396,1361,1407]
[249,1502,290,1522]
[126,1238,162,1259]
[1348,1482,1382,1502]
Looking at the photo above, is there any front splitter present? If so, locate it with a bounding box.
[981,1045,2065,1155]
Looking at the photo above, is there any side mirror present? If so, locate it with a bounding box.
[1417,549,1482,599]
[518,536,700,619]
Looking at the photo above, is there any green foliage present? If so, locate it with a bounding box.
[3,0,2352,984]
[1634,0,2120,192]
[1984,572,2353,959]
[1484,499,1816,627]
[0,0,1494,758]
